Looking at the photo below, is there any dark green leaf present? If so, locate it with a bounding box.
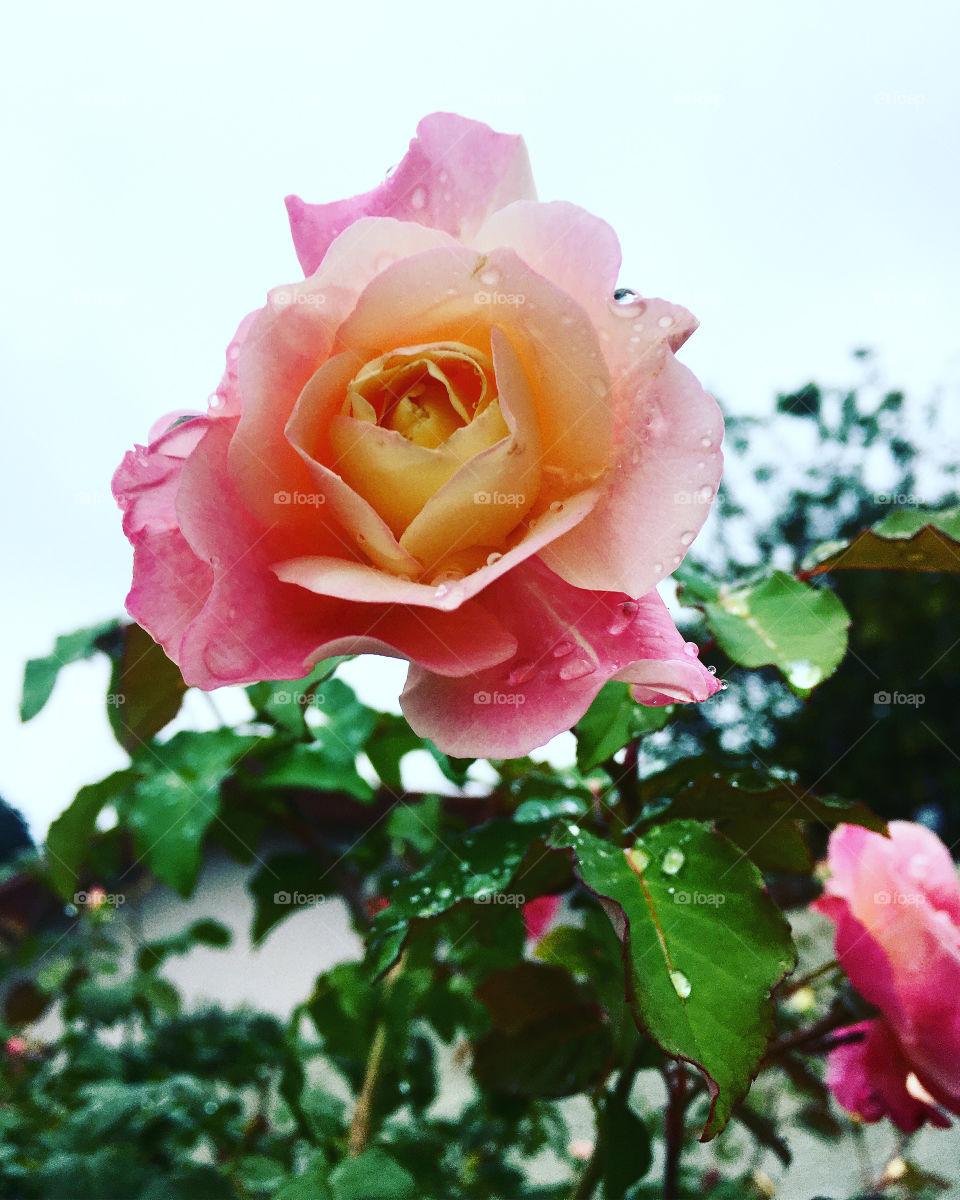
[549,820,796,1139]
[45,769,136,897]
[599,1092,652,1197]
[328,1148,416,1200]
[245,742,374,803]
[576,683,672,772]
[106,623,188,754]
[248,852,331,944]
[246,657,350,739]
[20,619,119,721]
[807,505,960,575]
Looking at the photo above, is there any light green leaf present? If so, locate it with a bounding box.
[20,619,119,721]
[575,682,672,772]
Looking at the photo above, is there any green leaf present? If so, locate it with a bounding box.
[806,505,960,575]
[387,794,442,855]
[20,619,119,721]
[636,759,885,873]
[246,657,349,739]
[599,1092,652,1197]
[367,817,557,977]
[120,730,261,894]
[248,853,331,944]
[45,769,136,897]
[576,683,672,772]
[245,742,374,803]
[549,820,796,1139]
[700,571,849,693]
[275,1153,332,1200]
[328,1148,416,1200]
[775,383,821,418]
[365,714,425,789]
[104,623,188,754]
[136,918,231,971]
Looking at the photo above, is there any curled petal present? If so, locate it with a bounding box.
[286,112,535,275]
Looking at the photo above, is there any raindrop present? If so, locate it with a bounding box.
[662,847,685,875]
[682,642,699,658]
[670,970,692,999]
[507,658,538,685]
[632,320,645,332]
[786,660,823,690]
[700,436,713,449]
[657,314,674,329]
[679,530,695,546]
[559,656,596,681]
[486,551,504,566]
[625,844,649,873]
[560,313,576,326]
[209,392,225,409]
[607,600,639,636]
[410,186,427,210]
[479,267,501,288]
[608,289,647,318]
[549,500,565,514]
[672,554,682,566]
[653,560,664,574]
[438,170,448,184]
[552,639,576,658]
[567,824,581,837]
[707,664,717,675]
[696,485,714,503]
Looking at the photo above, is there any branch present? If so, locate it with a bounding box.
[662,1061,689,1200]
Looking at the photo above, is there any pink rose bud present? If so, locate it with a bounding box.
[523,894,562,944]
[114,114,722,757]
[5,1037,27,1057]
[812,821,960,1131]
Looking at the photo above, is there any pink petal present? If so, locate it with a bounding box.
[174,421,518,687]
[827,1020,951,1132]
[399,559,719,757]
[539,343,723,596]
[286,113,535,275]
[524,894,562,944]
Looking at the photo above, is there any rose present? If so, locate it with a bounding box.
[812,821,960,1131]
[114,113,722,757]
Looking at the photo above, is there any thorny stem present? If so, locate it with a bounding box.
[348,955,405,1156]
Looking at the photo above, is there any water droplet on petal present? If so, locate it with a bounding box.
[479,267,501,287]
[486,551,503,566]
[679,530,696,546]
[507,658,538,685]
[670,969,692,999]
[707,664,717,675]
[662,847,685,875]
[552,639,576,658]
[609,289,647,318]
[682,642,699,657]
[558,656,596,681]
[653,561,664,574]
[672,554,682,566]
[588,376,608,397]
[907,853,929,880]
[210,555,222,569]
[410,186,427,210]
[549,500,564,514]
[607,600,639,635]
[657,314,674,329]
[632,320,645,332]
[700,436,713,449]
[209,392,225,409]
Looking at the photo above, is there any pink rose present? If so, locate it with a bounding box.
[523,894,563,945]
[114,113,722,757]
[812,821,960,1130]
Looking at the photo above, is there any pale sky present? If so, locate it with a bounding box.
[3,0,958,838]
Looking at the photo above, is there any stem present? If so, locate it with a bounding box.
[662,1062,688,1200]
[780,958,841,995]
[347,956,404,1156]
[569,1047,645,1200]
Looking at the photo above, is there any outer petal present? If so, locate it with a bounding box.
[286,113,535,275]
[539,344,723,596]
[174,421,517,688]
[827,1020,952,1133]
[399,558,719,757]
[523,895,562,944]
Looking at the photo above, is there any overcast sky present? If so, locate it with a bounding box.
[3,0,958,838]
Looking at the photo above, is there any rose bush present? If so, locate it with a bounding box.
[813,821,960,1131]
[114,113,722,756]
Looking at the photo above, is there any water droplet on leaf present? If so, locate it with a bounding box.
[670,970,692,999]
[662,847,685,875]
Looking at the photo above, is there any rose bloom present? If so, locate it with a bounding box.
[114,114,722,756]
[812,821,960,1131]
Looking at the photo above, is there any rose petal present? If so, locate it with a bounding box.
[286,112,535,275]
[827,1020,951,1132]
[399,558,720,757]
[523,894,562,944]
[539,346,723,596]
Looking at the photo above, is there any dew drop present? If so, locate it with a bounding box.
[679,530,696,547]
[410,186,427,210]
[785,659,823,690]
[657,314,674,329]
[607,599,640,636]
[707,664,717,675]
[608,289,647,318]
[567,824,581,837]
[479,267,501,288]
[670,970,692,999]
[682,641,699,658]
[549,500,565,514]
[209,392,225,409]
[700,436,713,449]
[625,844,649,874]
[507,658,538,685]
[632,320,645,332]
[696,460,705,470]
[672,554,682,566]
[209,555,222,569]
[696,485,714,503]
[560,312,576,326]
[662,847,685,875]
[558,656,596,681]
[653,560,664,574]
[204,1100,218,1116]
[486,551,504,566]
[552,639,576,658]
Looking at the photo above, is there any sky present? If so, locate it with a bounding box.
[2,0,958,838]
